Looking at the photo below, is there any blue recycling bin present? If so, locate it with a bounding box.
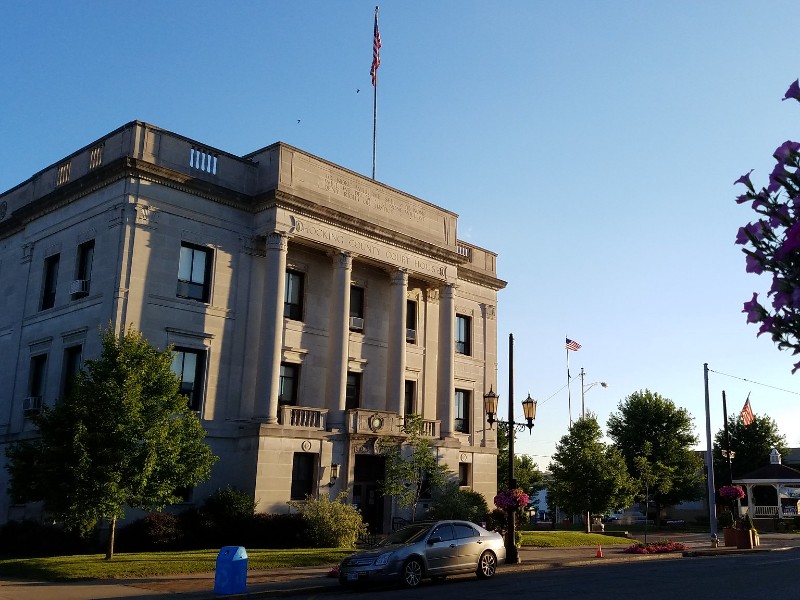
[214,546,248,595]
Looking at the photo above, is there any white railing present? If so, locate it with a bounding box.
[753,505,780,517]
[278,405,327,430]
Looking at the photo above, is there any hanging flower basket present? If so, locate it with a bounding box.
[719,485,745,501]
[493,488,529,511]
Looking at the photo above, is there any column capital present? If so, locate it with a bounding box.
[390,268,409,286]
[331,250,353,270]
[265,231,289,252]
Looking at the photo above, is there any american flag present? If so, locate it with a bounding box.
[371,7,381,87]
[740,395,755,426]
[565,338,581,351]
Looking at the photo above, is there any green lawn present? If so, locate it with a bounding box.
[520,531,632,547]
[0,548,351,582]
[0,531,634,582]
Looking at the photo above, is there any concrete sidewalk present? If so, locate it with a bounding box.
[1,532,798,600]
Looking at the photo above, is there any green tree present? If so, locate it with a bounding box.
[496,422,545,497]
[5,326,217,559]
[381,414,449,521]
[713,411,789,488]
[607,390,704,525]
[548,415,635,518]
[427,481,489,523]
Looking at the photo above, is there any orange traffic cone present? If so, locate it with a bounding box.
[596,544,603,558]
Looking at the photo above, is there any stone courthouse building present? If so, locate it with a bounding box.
[0,121,506,532]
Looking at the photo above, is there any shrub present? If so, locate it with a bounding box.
[427,482,489,523]
[290,492,367,548]
[117,512,181,552]
[241,513,308,549]
[202,486,257,523]
[0,520,90,557]
[718,511,734,529]
[623,539,687,554]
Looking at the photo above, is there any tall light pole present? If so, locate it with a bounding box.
[483,333,537,564]
[579,367,608,420]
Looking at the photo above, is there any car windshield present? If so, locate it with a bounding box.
[377,524,432,546]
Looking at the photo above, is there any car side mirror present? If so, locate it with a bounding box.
[428,536,442,545]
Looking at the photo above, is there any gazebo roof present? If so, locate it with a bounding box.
[733,462,800,485]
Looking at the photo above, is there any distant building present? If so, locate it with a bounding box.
[0,122,506,532]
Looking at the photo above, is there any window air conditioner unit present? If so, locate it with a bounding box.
[406,328,417,343]
[70,279,90,295]
[23,396,42,416]
[349,316,364,331]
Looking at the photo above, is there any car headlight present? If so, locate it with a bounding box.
[374,552,394,566]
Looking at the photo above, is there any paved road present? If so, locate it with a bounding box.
[1,532,798,599]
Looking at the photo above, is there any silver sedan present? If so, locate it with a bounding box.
[338,520,506,588]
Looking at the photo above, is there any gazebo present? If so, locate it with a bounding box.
[733,449,800,531]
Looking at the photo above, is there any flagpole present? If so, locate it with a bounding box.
[703,363,718,545]
[566,345,571,427]
[371,6,380,180]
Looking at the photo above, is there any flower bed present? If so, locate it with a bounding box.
[623,540,687,554]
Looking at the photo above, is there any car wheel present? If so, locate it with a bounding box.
[476,551,497,579]
[402,557,424,588]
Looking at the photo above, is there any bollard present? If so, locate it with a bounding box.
[214,546,248,595]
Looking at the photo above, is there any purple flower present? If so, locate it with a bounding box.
[777,221,800,257]
[743,293,762,324]
[734,169,755,191]
[773,140,800,163]
[768,204,791,227]
[757,317,775,338]
[782,79,800,102]
[735,221,768,245]
[768,162,787,193]
[745,253,765,274]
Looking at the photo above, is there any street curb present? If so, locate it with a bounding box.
[682,545,797,557]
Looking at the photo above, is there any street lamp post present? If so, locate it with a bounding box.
[483,333,537,564]
[578,367,608,420]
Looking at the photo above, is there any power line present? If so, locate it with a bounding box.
[707,368,800,396]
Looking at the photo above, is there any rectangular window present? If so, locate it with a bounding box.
[72,240,94,298]
[455,314,471,356]
[41,254,60,310]
[29,354,48,398]
[290,452,315,500]
[404,380,415,416]
[284,270,305,320]
[459,462,470,487]
[279,363,299,407]
[61,345,82,399]
[349,286,365,331]
[346,372,361,410]
[177,243,212,302]
[406,300,417,343]
[170,348,206,412]
[455,389,470,433]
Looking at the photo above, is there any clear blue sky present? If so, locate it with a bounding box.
[2,1,799,467]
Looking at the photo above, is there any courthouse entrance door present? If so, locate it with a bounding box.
[353,454,386,533]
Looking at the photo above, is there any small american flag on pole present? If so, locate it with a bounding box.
[371,6,381,87]
[565,338,581,351]
[741,395,754,426]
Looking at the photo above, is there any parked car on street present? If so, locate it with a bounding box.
[338,520,506,588]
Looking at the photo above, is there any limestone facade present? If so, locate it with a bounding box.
[0,121,506,532]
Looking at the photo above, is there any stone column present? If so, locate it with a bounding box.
[256,231,288,424]
[326,251,352,429]
[386,269,408,415]
[438,283,456,436]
